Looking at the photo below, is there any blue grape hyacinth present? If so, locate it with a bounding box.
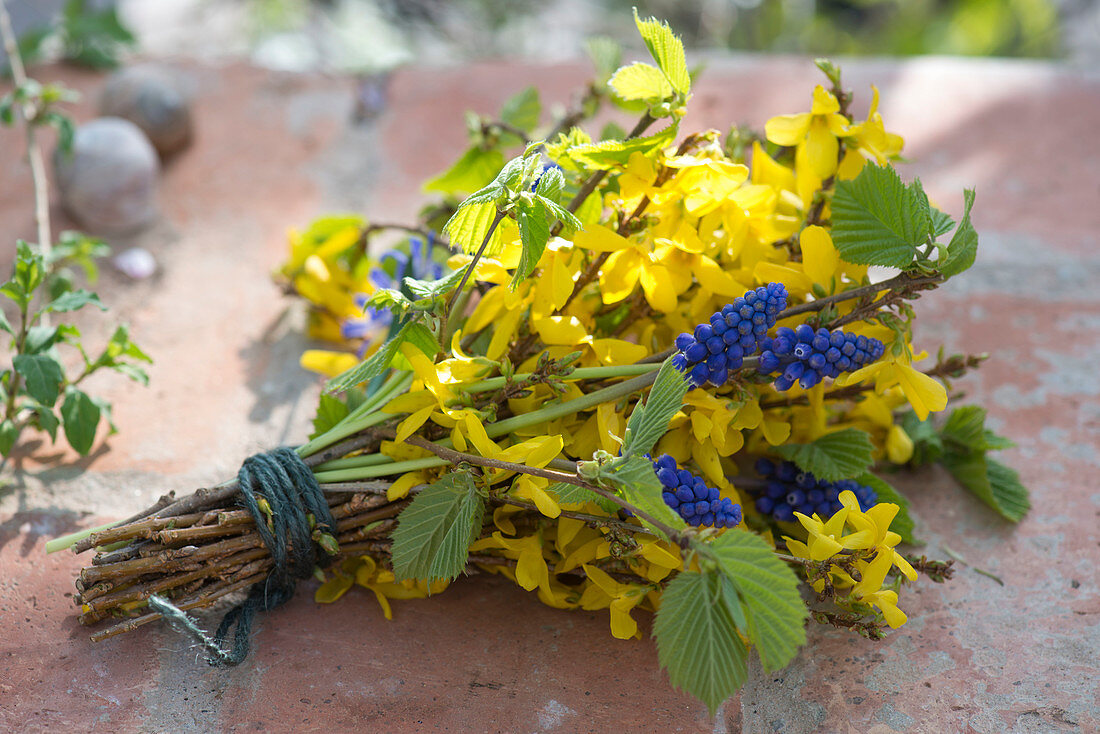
[652,454,743,528]
[750,458,878,523]
[757,324,885,391]
[343,233,443,340]
[671,282,788,388]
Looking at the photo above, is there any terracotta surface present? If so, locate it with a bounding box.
[1,56,1098,733]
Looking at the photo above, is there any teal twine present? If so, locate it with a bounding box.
[150,447,335,666]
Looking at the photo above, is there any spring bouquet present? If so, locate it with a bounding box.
[56,14,1029,711]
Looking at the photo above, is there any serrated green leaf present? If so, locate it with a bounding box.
[545,481,620,513]
[939,189,978,277]
[604,455,687,539]
[633,10,691,95]
[941,405,986,450]
[980,429,1016,451]
[0,309,12,336]
[856,472,915,543]
[325,325,408,394]
[831,164,932,267]
[394,322,440,363]
[60,388,100,455]
[13,353,65,407]
[423,146,505,195]
[311,394,350,440]
[513,201,551,287]
[942,450,1029,522]
[985,459,1031,521]
[443,200,508,256]
[534,165,565,203]
[363,288,413,316]
[46,288,106,313]
[566,123,678,169]
[710,529,808,672]
[500,86,541,133]
[653,570,747,713]
[773,428,874,482]
[537,195,583,233]
[930,207,955,237]
[609,61,672,103]
[623,357,688,458]
[391,472,485,583]
[403,266,466,299]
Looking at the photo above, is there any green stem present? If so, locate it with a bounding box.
[312,371,660,477]
[463,363,659,393]
[313,455,448,483]
[297,371,413,458]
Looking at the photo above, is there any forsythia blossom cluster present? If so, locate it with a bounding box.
[784,491,918,628]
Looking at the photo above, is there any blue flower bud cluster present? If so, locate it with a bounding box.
[653,454,742,528]
[671,283,788,388]
[750,458,878,522]
[757,324,885,391]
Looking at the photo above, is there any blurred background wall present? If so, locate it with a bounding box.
[4,0,1097,75]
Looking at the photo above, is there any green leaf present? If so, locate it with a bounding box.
[22,326,60,355]
[710,530,808,672]
[362,288,413,316]
[537,195,583,233]
[985,459,1031,522]
[423,146,505,195]
[390,322,440,370]
[13,353,65,407]
[981,429,1016,451]
[938,189,978,277]
[653,570,747,714]
[773,428,874,483]
[622,357,688,457]
[311,394,350,439]
[545,481,620,514]
[534,164,565,203]
[443,201,507,256]
[391,472,485,583]
[28,402,60,442]
[942,451,1026,521]
[566,122,678,169]
[831,164,932,267]
[609,62,673,103]
[60,388,101,455]
[500,86,541,133]
[585,36,622,80]
[856,472,915,543]
[603,455,687,539]
[930,207,956,237]
[325,327,407,394]
[633,10,691,95]
[0,309,12,336]
[13,240,45,297]
[941,405,986,450]
[513,200,551,287]
[403,266,467,299]
[0,419,18,455]
[46,288,106,313]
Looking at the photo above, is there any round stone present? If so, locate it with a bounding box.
[54,117,159,234]
[98,65,193,156]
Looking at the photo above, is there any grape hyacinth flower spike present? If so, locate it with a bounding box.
[652,454,743,528]
[758,324,885,391]
[671,283,788,388]
[749,458,878,523]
